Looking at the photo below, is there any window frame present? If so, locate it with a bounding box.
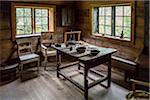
[91,3,135,44]
[34,8,50,33]
[11,3,56,41]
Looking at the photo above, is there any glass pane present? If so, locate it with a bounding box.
[16,8,23,16]
[42,24,48,32]
[16,17,24,26]
[42,17,48,24]
[105,26,111,35]
[35,9,41,16]
[123,27,131,38]
[105,7,111,16]
[99,16,104,25]
[99,25,104,34]
[24,17,31,25]
[124,17,131,27]
[36,25,42,33]
[105,17,111,25]
[115,27,123,36]
[115,17,123,26]
[42,9,48,16]
[24,25,32,34]
[99,7,104,16]
[17,25,24,34]
[116,6,123,16]
[124,6,131,16]
[35,17,41,25]
[24,8,31,16]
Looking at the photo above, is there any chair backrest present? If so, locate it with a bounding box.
[17,40,33,56]
[64,31,81,43]
[41,32,54,47]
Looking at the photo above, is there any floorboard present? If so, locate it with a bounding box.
[0,65,129,100]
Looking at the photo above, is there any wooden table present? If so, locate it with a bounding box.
[52,42,117,100]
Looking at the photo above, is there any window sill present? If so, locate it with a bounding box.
[16,34,41,39]
[92,34,131,42]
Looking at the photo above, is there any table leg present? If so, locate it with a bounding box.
[107,57,111,88]
[84,67,88,100]
[78,63,80,70]
[56,51,61,78]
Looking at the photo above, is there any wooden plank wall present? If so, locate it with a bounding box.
[0,2,12,64]
[0,1,147,65]
[0,1,75,65]
[75,1,145,61]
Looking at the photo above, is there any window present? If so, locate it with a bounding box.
[115,6,131,38]
[16,8,32,35]
[92,4,134,42]
[12,3,55,37]
[35,9,49,33]
[98,7,112,35]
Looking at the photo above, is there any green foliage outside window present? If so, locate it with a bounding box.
[16,8,49,35]
[94,5,131,39]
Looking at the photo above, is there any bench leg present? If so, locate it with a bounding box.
[124,72,128,82]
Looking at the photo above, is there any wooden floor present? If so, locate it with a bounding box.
[0,65,129,100]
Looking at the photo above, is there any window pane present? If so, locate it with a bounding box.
[99,7,104,16]
[99,25,104,34]
[42,17,48,24]
[115,27,123,36]
[16,8,23,16]
[115,17,123,26]
[42,24,48,32]
[115,5,131,39]
[124,16,131,27]
[123,27,131,38]
[35,17,41,25]
[36,25,42,33]
[16,17,24,26]
[35,9,49,33]
[105,17,111,25]
[105,26,111,35]
[24,25,32,34]
[116,6,123,16]
[24,17,31,25]
[42,9,48,16]
[17,25,24,34]
[99,16,104,25]
[35,9,41,16]
[24,8,31,16]
[105,7,111,16]
[124,6,131,16]
[16,8,32,35]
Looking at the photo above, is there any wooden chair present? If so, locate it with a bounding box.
[64,31,81,43]
[126,79,150,100]
[17,39,40,81]
[41,32,56,70]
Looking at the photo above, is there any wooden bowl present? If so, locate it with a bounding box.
[90,49,100,56]
[76,47,86,53]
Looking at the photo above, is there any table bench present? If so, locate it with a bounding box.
[111,56,139,81]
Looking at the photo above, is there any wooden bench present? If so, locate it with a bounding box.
[111,56,139,81]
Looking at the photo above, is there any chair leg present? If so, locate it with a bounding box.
[20,64,23,80]
[37,59,40,74]
[44,56,48,70]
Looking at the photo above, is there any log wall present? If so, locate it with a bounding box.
[75,1,146,61]
[0,1,75,64]
[0,1,147,65]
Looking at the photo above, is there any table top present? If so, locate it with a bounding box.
[52,41,117,62]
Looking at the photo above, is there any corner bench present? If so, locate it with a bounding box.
[111,56,139,81]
